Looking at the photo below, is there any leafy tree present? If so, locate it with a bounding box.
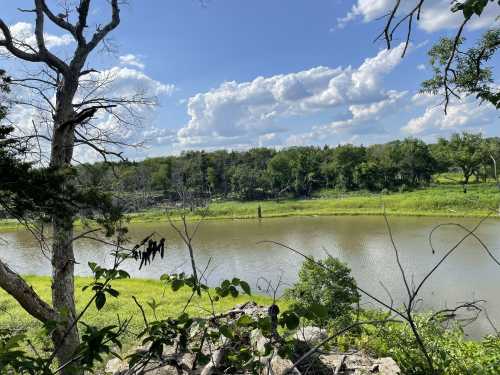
[396,139,436,187]
[331,145,366,190]
[440,133,487,189]
[284,256,360,326]
[377,0,499,112]
[422,28,500,111]
[267,151,293,199]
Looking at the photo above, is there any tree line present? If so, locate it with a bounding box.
[77,132,500,202]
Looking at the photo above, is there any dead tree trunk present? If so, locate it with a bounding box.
[0,1,122,373]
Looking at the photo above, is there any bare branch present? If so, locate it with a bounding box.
[85,0,120,52]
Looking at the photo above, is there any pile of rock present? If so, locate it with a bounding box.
[105,302,400,375]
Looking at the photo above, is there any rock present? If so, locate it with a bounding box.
[105,357,128,374]
[262,354,300,375]
[372,357,401,374]
[319,353,400,375]
[251,329,271,353]
[295,326,328,345]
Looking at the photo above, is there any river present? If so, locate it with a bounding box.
[1,215,500,338]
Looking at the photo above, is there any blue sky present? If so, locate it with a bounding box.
[1,1,499,160]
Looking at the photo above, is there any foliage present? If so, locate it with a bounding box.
[352,313,500,375]
[284,256,360,326]
[70,132,500,211]
[422,27,499,109]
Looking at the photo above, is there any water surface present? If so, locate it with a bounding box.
[1,215,499,338]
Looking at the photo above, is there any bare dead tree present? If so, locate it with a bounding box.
[0,2,156,373]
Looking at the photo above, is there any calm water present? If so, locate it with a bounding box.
[1,215,500,338]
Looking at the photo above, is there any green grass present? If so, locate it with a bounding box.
[0,276,275,352]
[126,182,500,224]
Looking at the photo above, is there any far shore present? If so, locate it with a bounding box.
[1,183,499,232]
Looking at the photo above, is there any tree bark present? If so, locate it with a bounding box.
[0,260,56,323]
[49,79,80,373]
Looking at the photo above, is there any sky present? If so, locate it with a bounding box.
[1,0,499,161]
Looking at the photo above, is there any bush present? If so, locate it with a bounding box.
[352,313,500,375]
[284,256,360,326]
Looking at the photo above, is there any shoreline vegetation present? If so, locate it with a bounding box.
[1,182,499,231]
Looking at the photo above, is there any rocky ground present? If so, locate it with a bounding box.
[105,302,400,375]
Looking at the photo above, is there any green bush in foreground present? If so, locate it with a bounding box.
[341,313,500,375]
[284,256,360,327]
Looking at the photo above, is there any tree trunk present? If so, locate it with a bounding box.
[50,83,81,374]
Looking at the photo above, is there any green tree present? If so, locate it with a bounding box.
[441,133,487,190]
[331,145,366,190]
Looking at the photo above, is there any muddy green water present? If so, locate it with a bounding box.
[1,215,500,338]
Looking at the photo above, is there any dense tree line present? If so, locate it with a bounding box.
[77,133,500,202]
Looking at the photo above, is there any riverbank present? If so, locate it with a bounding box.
[1,183,499,231]
[127,183,500,224]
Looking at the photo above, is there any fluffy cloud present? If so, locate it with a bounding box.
[4,22,73,50]
[285,90,408,146]
[177,43,408,147]
[119,54,145,69]
[403,93,497,135]
[338,0,499,32]
[80,66,174,99]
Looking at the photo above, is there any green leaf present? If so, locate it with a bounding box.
[107,288,119,298]
[95,291,106,310]
[171,279,185,291]
[309,303,329,319]
[280,311,300,330]
[219,325,234,339]
[236,315,254,327]
[118,270,130,279]
[239,281,251,295]
[229,285,239,298]
[258,317,272,332]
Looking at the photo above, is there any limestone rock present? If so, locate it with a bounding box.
[320,353,401,375]
[105,357,128,374]
[295,326,328,345]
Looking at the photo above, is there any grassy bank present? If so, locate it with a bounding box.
[127,183,500,225]
[0,276,275,351]
[1,183,499,231]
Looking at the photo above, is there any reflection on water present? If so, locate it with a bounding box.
[1,215,500,338]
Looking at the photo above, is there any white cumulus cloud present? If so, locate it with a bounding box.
[119,54,145,69]
[2,22,73,52]
[403,93,498,135]
[177,43,409,147]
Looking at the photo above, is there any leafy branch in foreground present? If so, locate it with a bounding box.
[422,28,500,112]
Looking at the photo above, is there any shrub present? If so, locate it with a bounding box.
[353,313,500,375]
[284,256,360,326]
